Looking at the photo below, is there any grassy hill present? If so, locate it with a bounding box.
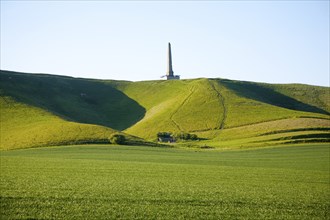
[0,71,145,130]
[0,95,116,150]
[0,71,148,149]
[110,78,329,145]
[0,70,329,150]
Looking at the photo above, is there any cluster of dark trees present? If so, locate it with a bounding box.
[157,132,172,139]
[109,133,126,145]
[174,132,198,140]
[157,132,198,142]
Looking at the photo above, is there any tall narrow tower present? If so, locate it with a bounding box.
[167,42,174,77]
[166,42,180,80]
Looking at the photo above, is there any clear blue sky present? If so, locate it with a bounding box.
[1,1,329,86]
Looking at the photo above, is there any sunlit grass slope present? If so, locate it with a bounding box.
[195,118,330,148]
[111,78,329,142]
[1,70,329,149]
[0,96,118,150]
[195,79,330,148]
[0,70,145,130]
[112,79,225,138]
[219,79,329,128]
[0,70,147,150]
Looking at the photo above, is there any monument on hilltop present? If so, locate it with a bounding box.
[164,42,180,80]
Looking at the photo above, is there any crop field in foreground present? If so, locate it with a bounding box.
[0,144,329,219]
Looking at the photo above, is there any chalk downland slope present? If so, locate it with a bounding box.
[1,95,118,150]
[0,71,147,150]
[1,70,329,149]
[111,78,329,146]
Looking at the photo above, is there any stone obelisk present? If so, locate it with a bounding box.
[167,42,174,77]
[165,42,180,80]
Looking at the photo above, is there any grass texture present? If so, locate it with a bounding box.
[113,78,329,142]
[0,95,118,150]
[1,70,329,149]
[1,144,329,219]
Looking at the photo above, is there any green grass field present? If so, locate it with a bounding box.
[1,144,329,219]
[1,70,329,220]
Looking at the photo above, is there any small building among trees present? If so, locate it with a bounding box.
[157,132,175,143]
[157,131,199,143]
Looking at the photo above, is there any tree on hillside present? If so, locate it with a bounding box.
[109,134,126,145]
[157,132,198,142]
[173,132,198,141]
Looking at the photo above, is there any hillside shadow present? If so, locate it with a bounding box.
[220,79,329,115]
[0,70,146,130]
